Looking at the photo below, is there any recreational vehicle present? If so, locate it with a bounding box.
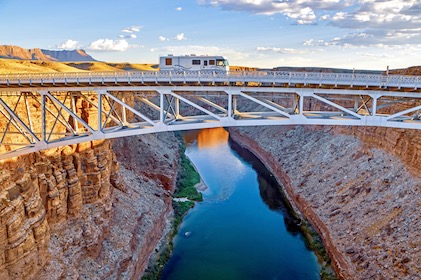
[159,55,229,72]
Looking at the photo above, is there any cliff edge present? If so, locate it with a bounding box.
[229,126,420,279]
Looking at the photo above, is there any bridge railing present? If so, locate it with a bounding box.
[0,70,420,89]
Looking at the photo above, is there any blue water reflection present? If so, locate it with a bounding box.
[162,128,320,280]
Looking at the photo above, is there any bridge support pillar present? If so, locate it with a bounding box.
[121,96,127,126]
[40,90,48,142]
[299,93,304,115]
[159,91,166,124]
[227,91,233,118]
[371,94,378,116]
[71,93,79,133]
[97,90,106,131]
[175,97,180,119]
[232,95,238,115]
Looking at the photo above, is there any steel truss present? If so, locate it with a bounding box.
[1,86,421,160]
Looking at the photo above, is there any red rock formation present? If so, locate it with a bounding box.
[0,139,119,279]
[0,132,180,279]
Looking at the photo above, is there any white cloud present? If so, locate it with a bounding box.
[320,14,331,20]
[174,33,187,40]
[357,52,394,60]
[176,7,182,11]
[305,28,421,48]
[119,34,137,39]
[288,7,317,25]
[197,0,350,25]
[87,39,129,51]
[256,46,312,54]
[56,39,79,49]
[198,0,421,46]
[127,44,145,49]
[159,33,187,41]
[304,32,371,47]
[119,25,142,40]
[329,0,421,30]
[121,25,143,33]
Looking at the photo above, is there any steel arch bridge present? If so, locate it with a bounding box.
[1,70,421,160]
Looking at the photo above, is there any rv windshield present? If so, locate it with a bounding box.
[216,59,229,67]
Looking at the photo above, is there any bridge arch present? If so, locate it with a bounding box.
[1,71,421,160]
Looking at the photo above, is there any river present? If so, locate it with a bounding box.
[161,128,321,280]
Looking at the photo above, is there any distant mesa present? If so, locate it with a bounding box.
[41,49,96,62]
[0,45,96,62]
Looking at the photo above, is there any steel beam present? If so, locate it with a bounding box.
[1,83,421,160]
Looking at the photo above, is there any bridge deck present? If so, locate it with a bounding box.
[1,70,420,91]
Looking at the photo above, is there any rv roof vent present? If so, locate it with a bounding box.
[190,54,196,56]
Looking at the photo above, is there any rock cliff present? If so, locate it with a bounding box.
[0,139,120,279]
[229,126,420,279]
[0,132,180,279]
[0,75,181,278]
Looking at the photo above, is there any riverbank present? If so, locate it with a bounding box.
[228,138,337,280]
[229,126,421,280]
[141,137,203,280]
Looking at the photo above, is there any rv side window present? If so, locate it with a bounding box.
[192,60,201,65]
[209,60,215,65]
[204,61,208,66]
[165,58,172,65]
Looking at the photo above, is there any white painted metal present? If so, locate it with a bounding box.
[1,70,421,160]
[1,70,420,89]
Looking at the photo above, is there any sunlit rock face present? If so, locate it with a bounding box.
[0,132,181,279]
[229,125,421,280]
[0,139,119,279]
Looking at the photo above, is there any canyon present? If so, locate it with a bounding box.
[1,119,419,279]
[0,134,181,279]
[1,52,420,278]
[0,69,182,279]
[229,125,420,280]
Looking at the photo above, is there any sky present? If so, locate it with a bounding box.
[1,0,420,70]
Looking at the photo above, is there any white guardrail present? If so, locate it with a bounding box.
[0,70,420,89]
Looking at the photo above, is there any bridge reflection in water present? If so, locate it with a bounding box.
[1,70,421,160]
[198,128,229,149]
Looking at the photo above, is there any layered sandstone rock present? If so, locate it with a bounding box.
[0,139,119,279]
[230,126,420,280]
[0,130,180,279]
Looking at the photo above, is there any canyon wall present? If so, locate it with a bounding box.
[0,131,180,279]
[335,126,421,174]
[0,139,119,279]
[0,76,182,279]
[229,125,420,280]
